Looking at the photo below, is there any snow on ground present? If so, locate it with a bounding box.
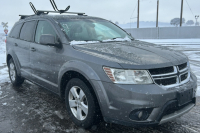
[0,33,6,67]
[0,33,9,84]
[139,39,200,45]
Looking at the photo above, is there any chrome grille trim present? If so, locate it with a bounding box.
[149,62,190,88]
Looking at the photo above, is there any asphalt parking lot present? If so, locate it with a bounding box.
[0,79,200,133]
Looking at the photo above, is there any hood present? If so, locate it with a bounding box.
[72,40,188,69]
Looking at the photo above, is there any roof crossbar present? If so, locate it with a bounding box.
[36,10,85,15]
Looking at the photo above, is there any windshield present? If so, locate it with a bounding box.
[58,19,133,42]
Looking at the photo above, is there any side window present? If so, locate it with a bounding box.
[35,21,57,43]
[9,23,23,38]
[20,21,36,42]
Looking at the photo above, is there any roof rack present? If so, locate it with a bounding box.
[19,15,36,19]
[20,0,86,19]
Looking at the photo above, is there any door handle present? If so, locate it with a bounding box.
[14,43,18,46]
[31,47,36,52]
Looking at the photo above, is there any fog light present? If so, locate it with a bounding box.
[129,108,153,121]
[138,111,143,119]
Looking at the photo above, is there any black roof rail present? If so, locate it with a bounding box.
[19,15,36,19]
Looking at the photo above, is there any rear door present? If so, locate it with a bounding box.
[30,20,60,93]
[16,21,36,78]
[6,23,23,68]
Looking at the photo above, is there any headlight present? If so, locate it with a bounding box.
[103,67,153,84]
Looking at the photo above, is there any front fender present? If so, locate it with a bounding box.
[58,60,101,82]
[57,60,110,117]
[58,60,101,95]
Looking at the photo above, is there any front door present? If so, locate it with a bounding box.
[30,20,59,93]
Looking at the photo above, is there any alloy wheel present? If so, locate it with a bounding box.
[68,86,88,121]
[9,63,16,81]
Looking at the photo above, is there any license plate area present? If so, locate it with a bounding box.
[177,89,193,106]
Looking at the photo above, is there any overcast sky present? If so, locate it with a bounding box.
[0,0,199,27]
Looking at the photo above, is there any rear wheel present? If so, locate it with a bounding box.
[8,58,24,86]
[65,78,101,129]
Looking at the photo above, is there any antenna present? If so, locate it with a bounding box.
[29,2,37,14]
[49,0,70,13]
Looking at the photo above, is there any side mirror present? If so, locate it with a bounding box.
[40,34,58,47]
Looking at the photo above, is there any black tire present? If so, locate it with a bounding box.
[65,78,101,129]
[8,58,24,86]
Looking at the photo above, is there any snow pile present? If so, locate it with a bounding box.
[2,102,7,106]
[0,67,9,84]
[0,33,6,67]
[70,40,100,45]
[102,36,131,43]
[0,33,9,84]
[70,36,131,45]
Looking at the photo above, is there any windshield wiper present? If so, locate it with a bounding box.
[111,37,123,40]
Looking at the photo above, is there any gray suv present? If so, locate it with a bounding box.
[6,10,197,129]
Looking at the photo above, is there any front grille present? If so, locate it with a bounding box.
[154,77,177,86]
[149,66,174,75]
[181,73,188,81]
[178,63,187,71]
[149,62,190,87]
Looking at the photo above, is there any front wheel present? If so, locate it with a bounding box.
[65,78,101,129]
[8,58,24,86]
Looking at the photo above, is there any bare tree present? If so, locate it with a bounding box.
[186,20,194,26]
[170,18,185,27]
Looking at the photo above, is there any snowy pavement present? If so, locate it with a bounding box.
[0,35,200,132]
[0,82,199,133]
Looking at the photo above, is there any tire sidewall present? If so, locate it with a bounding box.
[8,59,17,84]
[65,78,96,128]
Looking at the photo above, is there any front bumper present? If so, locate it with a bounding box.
[91,72,197,127]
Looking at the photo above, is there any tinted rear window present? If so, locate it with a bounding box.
[9,23,23,38]
[20,21,36,42]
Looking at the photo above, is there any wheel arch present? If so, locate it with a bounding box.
[6,53,21,76]
[58,61,104,116]
[6,54,12,66]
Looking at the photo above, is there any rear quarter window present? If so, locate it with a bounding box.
[20,21,36,42]
[9,23,23,38]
